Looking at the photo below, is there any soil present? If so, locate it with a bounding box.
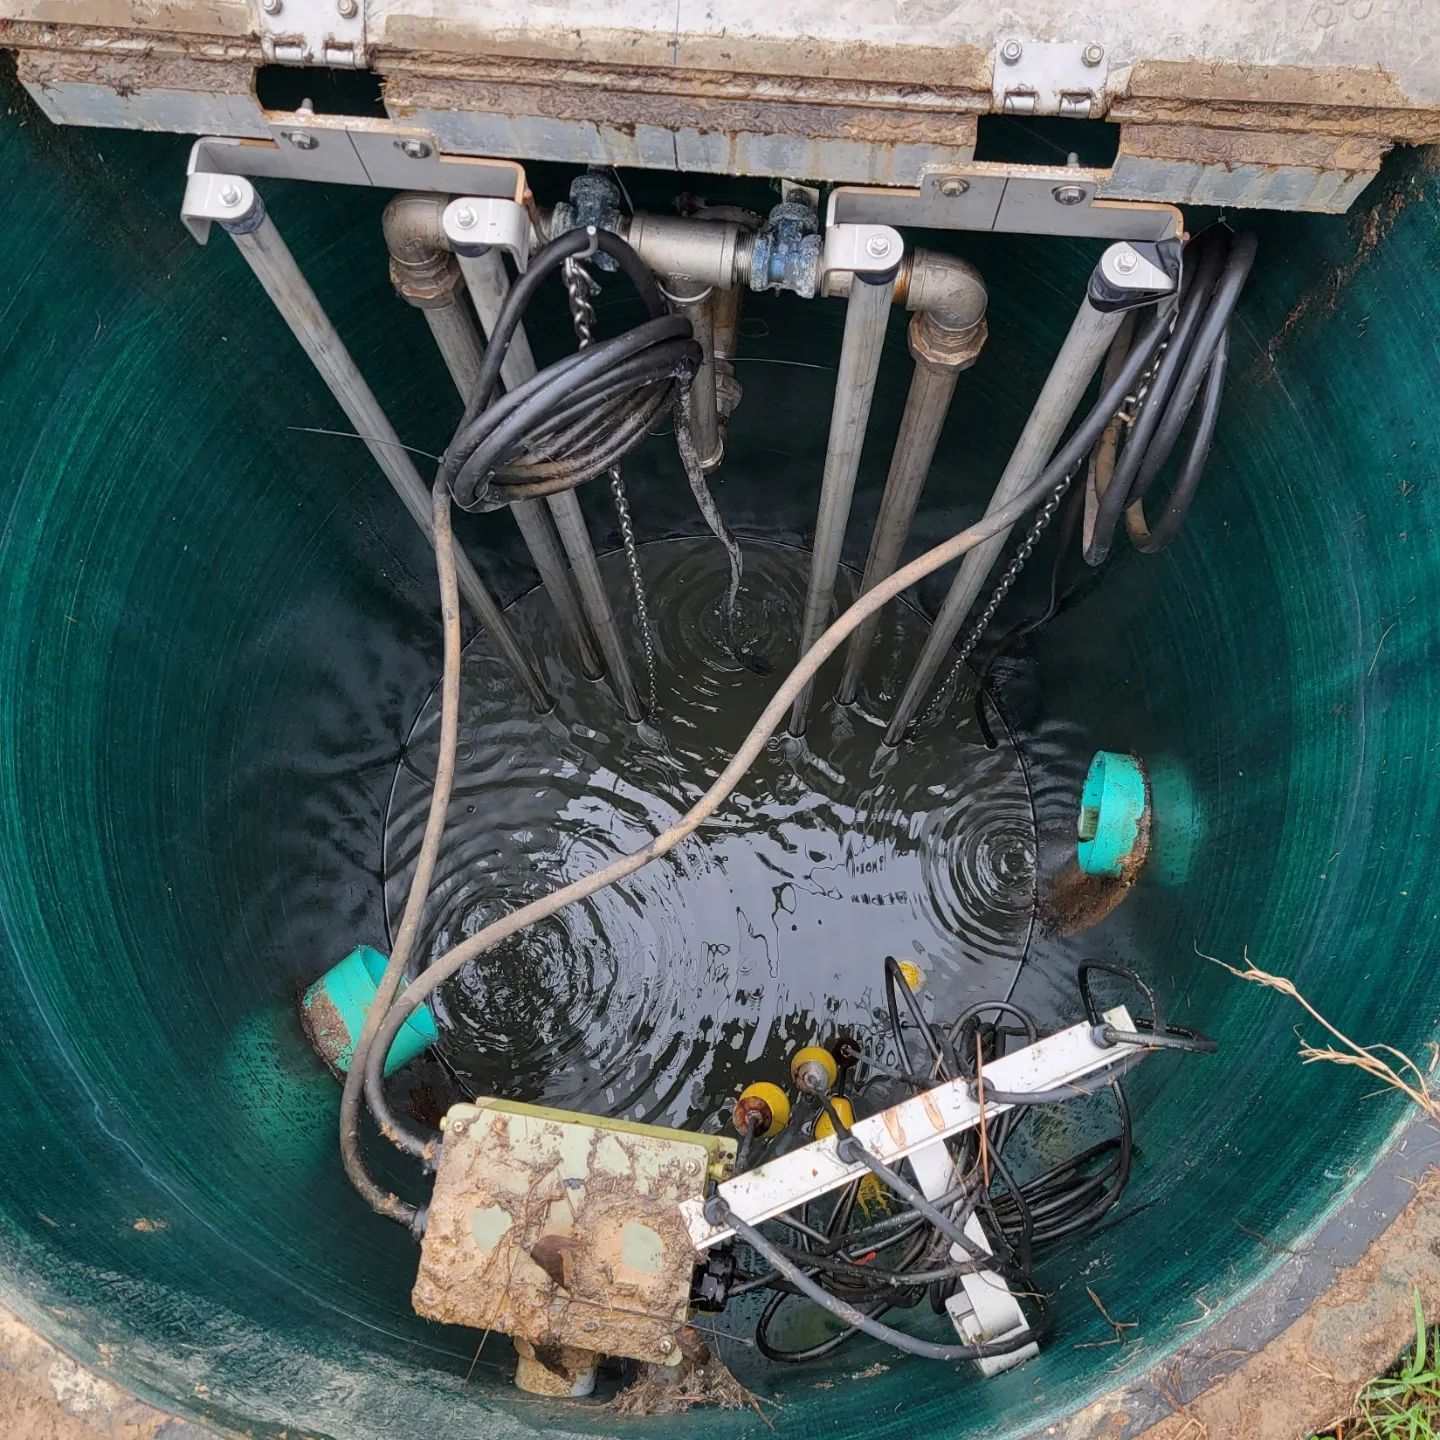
[0,1304,213,1440]
[0,1365,171,1440]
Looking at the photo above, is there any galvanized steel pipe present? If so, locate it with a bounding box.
[788,273,896,736]
[220,202,552,713]
[884,295,1127,745]
[383,194,604,680]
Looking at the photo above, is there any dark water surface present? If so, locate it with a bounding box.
[384,538,1038,1132]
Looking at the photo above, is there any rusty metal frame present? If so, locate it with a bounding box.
[7,2,1439,213]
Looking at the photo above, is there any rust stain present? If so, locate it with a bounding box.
[380,18,991,91]
[131,1217,167,1233]
[383,69,978,146]
[1261,170,1431,371]
[1130,58,1413,107]
[920,1090,944,1132]
[1117,120,1389,173]
[13,37,259,94]
[882,1108,907,1148]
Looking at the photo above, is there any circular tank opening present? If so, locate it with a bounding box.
[2,84,1438,1440]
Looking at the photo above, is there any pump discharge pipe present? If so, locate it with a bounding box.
[835,251,988,706]
[883,242,1179,745]
[382,194,605,682]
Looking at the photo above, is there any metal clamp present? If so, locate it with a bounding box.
[817,223,905,298]
[180,130,525,243]
[441,197,533,269]
[181,171,261,243]
[993,39,1108,119]
[255,0,366,68]
[1089,239,1182,311]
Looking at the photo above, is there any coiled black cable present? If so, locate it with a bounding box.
[1084,226,1257,565]
[442,227,702,512]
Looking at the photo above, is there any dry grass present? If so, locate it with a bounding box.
[1196,945,1440,1122]
[1200,948,1440,1439]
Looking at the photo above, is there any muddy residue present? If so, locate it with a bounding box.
[1263,154,1439,369]
[1037,802,1152,938]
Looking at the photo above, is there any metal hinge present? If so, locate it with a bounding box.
[255,0,366,68]
[993,38,1109,119]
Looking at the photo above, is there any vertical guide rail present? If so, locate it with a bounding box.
[182,173,551,712]
[836,359,961,705]
[883,293,1127,745]
[787,272,895,736]
[421,294,606,681]
[453,244,644,722]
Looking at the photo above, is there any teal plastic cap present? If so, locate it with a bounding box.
[300,945,440,1079]
[1077,751,1151,880]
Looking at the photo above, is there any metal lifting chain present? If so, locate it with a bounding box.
[1115,304,1178,426]
[919,302,1184,728]
[563,257,660,714]
[920,466,1079,726]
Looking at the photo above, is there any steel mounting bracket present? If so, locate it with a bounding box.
[827,172,1182,244]
[442,197,534,271]
[180,129,526,242]
[817,223,905,298]
[683,1007,1144,1250]
[993,38,1108,119]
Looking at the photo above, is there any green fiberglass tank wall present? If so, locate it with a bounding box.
[3,73,1439,1440]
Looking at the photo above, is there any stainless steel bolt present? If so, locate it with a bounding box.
[1112,247,1139,275]
[683,1159,701,1177]
[1082,44,1105,66]
[219,184,241,207]
[1052,184,1086,207]
[286,131,318,151]
[336,0,358,16]
[658,1338,675,1357]
[396,138,432,160]
[449,1120,468,1138]
[259,0,282,12]
[939,177,969,198]
[1000,39,1023,64]
[453,205,477,229]
[865,234,893,259]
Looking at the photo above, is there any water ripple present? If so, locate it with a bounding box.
[384,538,1036,1130]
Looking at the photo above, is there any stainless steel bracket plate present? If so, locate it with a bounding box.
[993,38,1108,118]
[182,126,526,238]
[828,170,1181,242]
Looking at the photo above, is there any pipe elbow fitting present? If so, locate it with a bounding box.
[902,249,989,371]
[381,192,460,309]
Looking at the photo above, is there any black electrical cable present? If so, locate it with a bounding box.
[1084,226,1257,566]
[442,227,702,511]
[724,1205,1047,1364]
[720,960,1216,1365]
